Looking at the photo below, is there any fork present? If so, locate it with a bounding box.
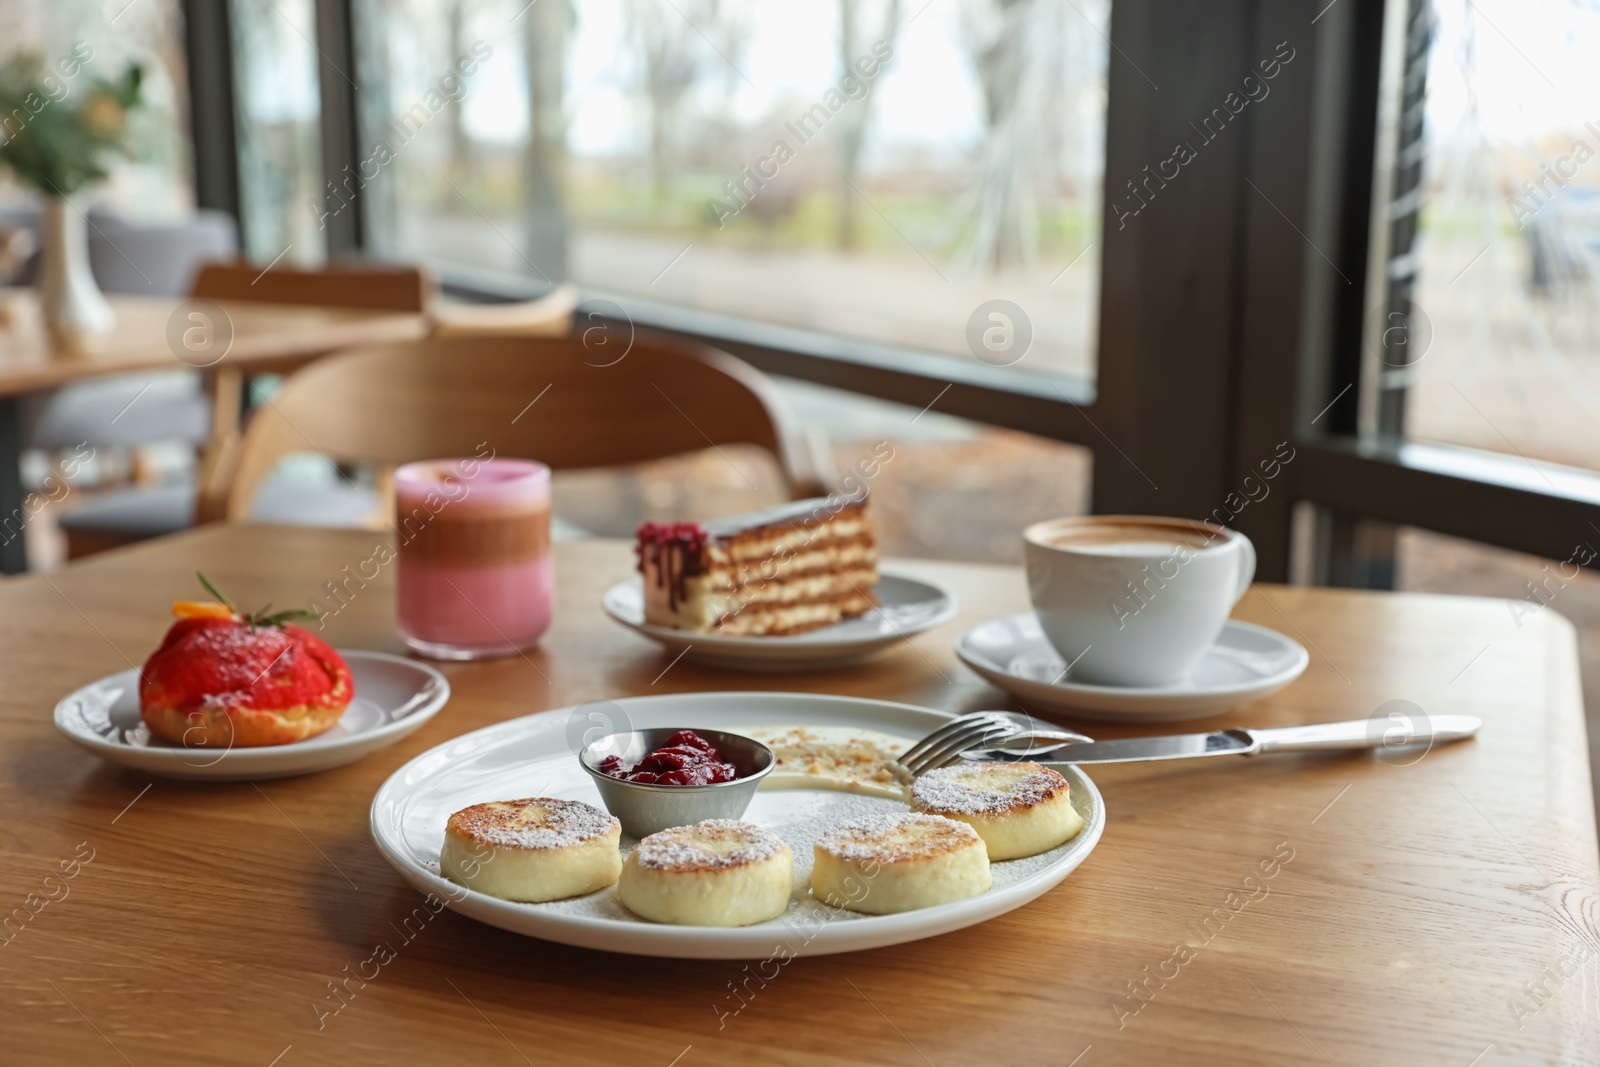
[896,712,1089,777]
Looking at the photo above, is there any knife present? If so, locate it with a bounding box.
[981,715,1484,767]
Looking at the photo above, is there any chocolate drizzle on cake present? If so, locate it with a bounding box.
[636,522,708,612]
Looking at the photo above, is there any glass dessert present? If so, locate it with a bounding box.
[395,457,553,660]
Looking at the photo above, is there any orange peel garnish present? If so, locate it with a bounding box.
[172,600,235,620]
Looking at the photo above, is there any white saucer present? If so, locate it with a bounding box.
[370,691,1103,958]
[54,651,451,780]
[602,572,959,671]
[955,615,1308,722]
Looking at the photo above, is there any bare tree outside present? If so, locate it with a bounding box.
[835,0,901,250]
[351,0,1109,377]
[626,0,748,203]
[958,0,1075,273]
[444,0,475,184]
[522,0,572,282]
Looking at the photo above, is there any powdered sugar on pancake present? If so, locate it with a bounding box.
[633,819,787,872]
[911,762,1069,816]
[447,798,618,850]
[814,811,981,863]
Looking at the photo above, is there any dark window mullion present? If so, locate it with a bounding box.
[183,0,242,226]
[1267,0,1406,589]
[1093,0,1258,523]
[314,0,365,258]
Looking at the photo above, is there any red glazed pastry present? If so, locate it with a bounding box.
[139,574,353,748]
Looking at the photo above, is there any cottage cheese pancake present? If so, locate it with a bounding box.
[618,820,793,926]
[911,762,1083,860]
[440,798,621,903]
[811,811,990,915]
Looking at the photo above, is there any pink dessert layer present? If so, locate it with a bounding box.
[397,557,554,647]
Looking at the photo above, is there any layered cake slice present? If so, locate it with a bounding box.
[636,496,879,636]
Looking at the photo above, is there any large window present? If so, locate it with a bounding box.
[1374,0,1600,474]
[230,0,326,265]
[354,0,1108,381]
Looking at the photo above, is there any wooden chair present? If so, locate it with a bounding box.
[59,261,434,559]
[190,260,432,311]
[192,260,434,510]
[193,260,432,443]
[202,332,832,524]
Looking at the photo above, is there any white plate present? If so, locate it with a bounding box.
[369,691,1104,958]
[956,614,1309,722]
[54,651,450,781]
[601,572,959,670]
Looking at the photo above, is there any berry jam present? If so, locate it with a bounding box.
[599,730,739,785]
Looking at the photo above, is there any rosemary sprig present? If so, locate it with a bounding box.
[195,572,314,628]
[252,607,317,628]
[196,571,236,613]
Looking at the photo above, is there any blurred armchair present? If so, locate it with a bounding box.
[86,208,237,295]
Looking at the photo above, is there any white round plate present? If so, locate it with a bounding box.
[601,572,959,670]
[54,651,450,781]
[369,691,1104,959]
[956,614,1309,722]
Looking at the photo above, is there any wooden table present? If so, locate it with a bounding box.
[0,294,426,572]
[2,526,1596,1066]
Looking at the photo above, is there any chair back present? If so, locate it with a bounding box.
[214,332,826,522]
[191,260,431,311]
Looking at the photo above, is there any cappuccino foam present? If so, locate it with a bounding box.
[1040,522,1216,555]
[1070,539,1195,557]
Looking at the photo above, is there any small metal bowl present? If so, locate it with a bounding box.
[578,728,775,839]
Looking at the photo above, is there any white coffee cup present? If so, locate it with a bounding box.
[1023,516,1255,688]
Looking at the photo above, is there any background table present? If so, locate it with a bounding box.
[1,526,1596,1066]
[0,294,426,573]
[0,294,426,394]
